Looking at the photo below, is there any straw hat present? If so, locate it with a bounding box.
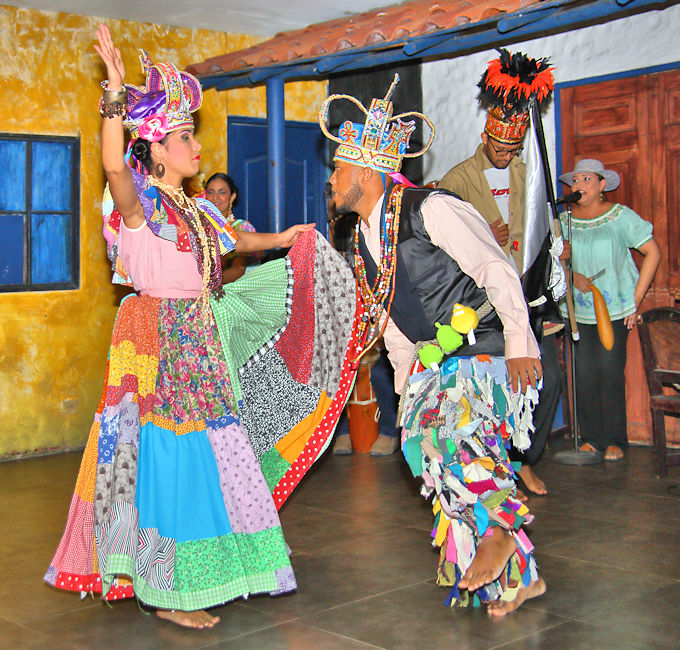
[558,159,620,191]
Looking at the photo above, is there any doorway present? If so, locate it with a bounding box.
[227,116,328,238]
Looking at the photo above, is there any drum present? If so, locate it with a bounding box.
[346,350,379,452]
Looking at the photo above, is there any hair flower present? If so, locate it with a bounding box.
[138,113,168,142]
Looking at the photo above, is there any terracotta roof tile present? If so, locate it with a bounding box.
[187,0,543,77]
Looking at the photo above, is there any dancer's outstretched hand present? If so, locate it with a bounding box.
[506,356,542,393]
[278,223,316,248]
[94,24,125,90]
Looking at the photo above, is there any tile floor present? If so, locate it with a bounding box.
[2,440,679,649]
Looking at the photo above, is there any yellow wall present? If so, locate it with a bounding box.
[0,6,326,459]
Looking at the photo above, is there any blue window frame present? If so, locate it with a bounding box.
[0,134,80,292]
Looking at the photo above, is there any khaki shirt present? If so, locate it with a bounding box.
[439,143,525,270]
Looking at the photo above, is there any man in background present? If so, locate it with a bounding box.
[438,49,562,498]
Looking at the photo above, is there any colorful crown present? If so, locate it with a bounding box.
[319,75,434,174]
[478,49,554,145]
[123,50,203,142]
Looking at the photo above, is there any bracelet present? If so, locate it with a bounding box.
[98,80,128,118]
[101,80,125,92]
[102,89,127,104]
[98,97,127,118]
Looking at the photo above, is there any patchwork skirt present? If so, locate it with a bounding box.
[400,354,540,607]
[45,231,358,610]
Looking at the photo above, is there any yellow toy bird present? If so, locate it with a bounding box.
[450,303,479,345]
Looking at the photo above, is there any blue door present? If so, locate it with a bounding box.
[227,116,328,238]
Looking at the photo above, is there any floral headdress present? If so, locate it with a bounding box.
[478,49,554,145]
[319,74,434,174]
[122,50,203,143]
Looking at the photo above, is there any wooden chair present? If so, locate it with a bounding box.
[637,307,680,477]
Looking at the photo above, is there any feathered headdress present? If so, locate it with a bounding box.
[478,49,554,144]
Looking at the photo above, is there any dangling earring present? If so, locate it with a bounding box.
[600,191,606,201]
[155,162,165,178]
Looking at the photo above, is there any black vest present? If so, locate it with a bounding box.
[358,187,505,357]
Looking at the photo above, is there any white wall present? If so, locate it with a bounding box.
[422,4,680,185]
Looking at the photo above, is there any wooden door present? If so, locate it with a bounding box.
[559,67,680,445]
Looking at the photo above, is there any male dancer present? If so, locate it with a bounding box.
[320,76,546,614]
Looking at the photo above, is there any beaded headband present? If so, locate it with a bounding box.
[478,49,554,145]
[319,75,434,174]
[123,50,203,142]
[484,108,529,145]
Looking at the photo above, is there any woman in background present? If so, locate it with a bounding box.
[559,159,660,461]
[205,172,261,282]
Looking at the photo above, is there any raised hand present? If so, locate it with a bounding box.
[94,24,125,90]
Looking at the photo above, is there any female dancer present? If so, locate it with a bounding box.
[45,25,318,629]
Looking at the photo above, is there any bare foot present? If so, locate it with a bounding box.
[518,465,547,496]
[156,609,220,629]
[458,527,517,592]
[487,576,546,616]
[603,445,624,461]
[515,488,528,502]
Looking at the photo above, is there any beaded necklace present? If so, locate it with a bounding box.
[353,184,404,362]
[149,178,220,320]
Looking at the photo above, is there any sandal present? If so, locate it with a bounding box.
[579,442,599,453]
[603,445,624,461]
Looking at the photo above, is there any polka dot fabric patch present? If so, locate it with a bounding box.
[272,306,362,508]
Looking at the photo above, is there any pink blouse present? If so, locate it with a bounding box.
[117,221,203,298]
